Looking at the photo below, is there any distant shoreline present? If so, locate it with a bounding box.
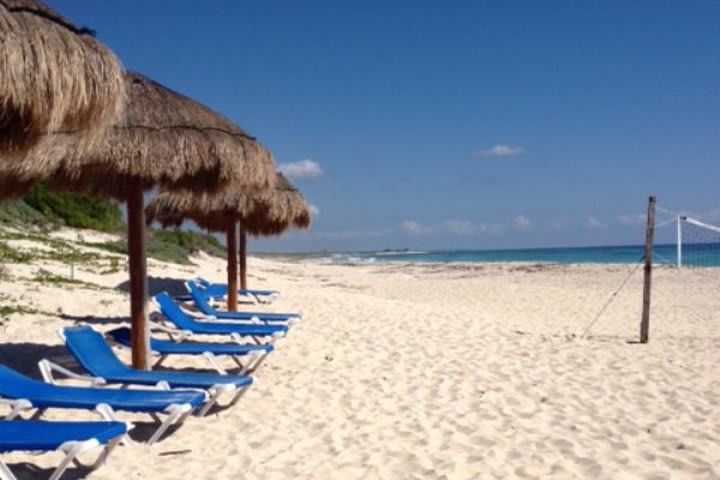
[252,243,719,267]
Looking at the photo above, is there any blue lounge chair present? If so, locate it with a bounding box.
[153,292,288,343]
[176,277,279,304]
[184,282,301,324]
[106,326,273,375]
[46,326,253,415]
[0,365,203,444]
[0,420,127,480]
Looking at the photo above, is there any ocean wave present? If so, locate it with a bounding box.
[305,254,378,265]
[373,250,428,256]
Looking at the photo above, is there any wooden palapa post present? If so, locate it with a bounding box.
[239,222,248,290]
[640,195,656,343]
[127,177,150,369]
[226,220,239,312]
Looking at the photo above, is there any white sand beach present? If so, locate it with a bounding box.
[1,228,718,479]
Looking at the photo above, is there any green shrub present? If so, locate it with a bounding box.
[83,241,127,255]
[23,183,123,232]
[151,229,225,257]
[0,199,47,226]
[0,241,32,263]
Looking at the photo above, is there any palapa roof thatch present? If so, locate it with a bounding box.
[146,172,312,236]
[23,71,276,201]
[0,0,125,157]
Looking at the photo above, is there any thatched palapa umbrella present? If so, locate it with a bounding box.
[146,172,311,311]
[0,0,125,157]
[32,72,276,369]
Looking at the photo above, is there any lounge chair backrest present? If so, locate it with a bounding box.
[153,292,288,336]
[63,326,132,377]
[195,277,211,288]
[0,364,60,398]
[185,282,216,315]
[153,292,196,329]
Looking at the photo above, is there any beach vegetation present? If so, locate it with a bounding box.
[87,230,225,265]
[151,229,225,258]
[0,185,225,265]
[99,256,123,275]
[31,268,105,290]
[22,183,124,232]
[0,304,43,317]
[0,199,47,226]
[0,241,33,263]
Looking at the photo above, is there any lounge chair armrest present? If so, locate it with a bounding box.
[256,292,279,304]
[148,319,193,341]
[208,383,238,395]
[165,402,194,416]
[38,359,106,386]
[183,308,216,321]
[155,381,171,391]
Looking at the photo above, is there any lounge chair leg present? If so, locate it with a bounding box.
[245,352,270,374]
[230,351,268,375]
[148,403,193,444]
[1,399,33,420]
[93,404,133,446]
[228,386,249,407]
[0,460,17,480]
[154,355,167,368]
[50,441,85,480]
[83,437,122,470]
[95,403,117,422]
[230,355,247,374]
[49,436,122,480]
[29,408,46,420]
[202,352,228,375]
[197,390,222,417]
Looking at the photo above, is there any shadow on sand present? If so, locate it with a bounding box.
[115,276,188,297]
[0,342,219,448]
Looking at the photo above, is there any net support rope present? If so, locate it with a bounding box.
[578,258,644,338]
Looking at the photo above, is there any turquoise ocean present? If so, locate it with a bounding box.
[304,244,720,267]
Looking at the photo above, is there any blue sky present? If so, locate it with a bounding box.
[53,1,719,252]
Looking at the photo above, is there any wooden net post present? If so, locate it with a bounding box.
[640,195,656,343]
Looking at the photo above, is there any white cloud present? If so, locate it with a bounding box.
[444,220,473,235]
[308,204,320,216]
[277,159,324,180]
[585,216,606,229]
[473,145,525,158]
[401,220,432,235]
[514,215,531,231]
[618,213,646,226]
